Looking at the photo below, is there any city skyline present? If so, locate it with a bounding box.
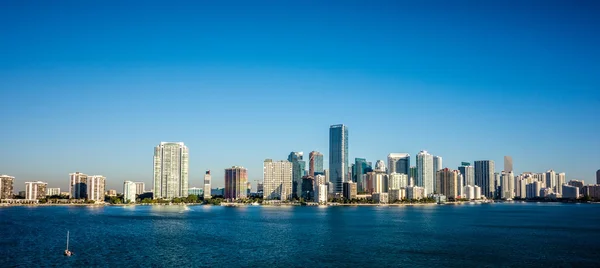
[1,1,599,191]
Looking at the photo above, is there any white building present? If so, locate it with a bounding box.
[69,172,88,199]
[387,153,410,175]
[25,181,47,200]
[388,173,408,190]
[153,142,189,199]
[526,181,543,198]
[374,160,386,173]
[134,182,145,195]
[373,172,388,193]
[562,184,579,199]
[317,184,328,204]
[464,185,475,200]
[372,192,389,204]
[545,170,556,192]
[474,185,481,199]
[203,170,212,199]
[123,181,137,203]
[516,179,527,199]
[557,172,566,195]
[406,186,425,200]
[262,159,293,201]
[46,188,60,196]
[501,171,514,199]
[416,151,434,195]
[389,188,406,202]
[87,175,106,202]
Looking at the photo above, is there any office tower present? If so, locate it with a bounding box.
[25,181,47,200]
[416,151,434,195]
[203,170,212,199]
[46,188,60,196]
[545,170,556,192]
[123,181,137,203]
[301,176,314,200]
[597,169,600,184]
[504,156,513,173]
[246,182,252,195]
[432,156,442,193]
[354,158,372,193]
[0,175,15,199]
[329,124,348,194]
[70,172,88,199]
[134,182,145,195]
[387,153,410,175]
[458,162,475,187]
[494,172,501,199]
[474,160,495,198]
[557,172,566,195]
[343,181,357,200]
[225,166,248,200]
[375,160,386,172]
[409,166,417,184]
[309,151,324,176]
[87,175,106,202]
[372,172,388,194]
[389,173,409,190]
[500,171,514,199]
[153,142,189,199]
[436,169,459,199]
[288,151,306,199]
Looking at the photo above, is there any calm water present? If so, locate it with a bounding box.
[1,203,599,267]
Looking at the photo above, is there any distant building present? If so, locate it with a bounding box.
[301,176,314,200]
[106,189,117,197]
[123,181,137,203]
[46,188,60,196]
[436,168,460,200]
[474,185,481,199]
[257,183,264,193]
[70,172,88,199]
[504,156,513,173]
[409,166,417,185]
[458,163,475,187]
[597,170,600,184]
[556,173,566,195]
[211,188,225,196]
[526,181,543,198]
[545,170,556,193]
[474,160,495,198]
[203,170,212,199]
[500,171,515,199]
[18,191,26,198]
[387,153,410,175]
[432,194,447,203]
[343,181,357,200]
[389,188,406,202]
[372,172,388,194]
[416,151,434,195]
[562,184,579,199]
[25,181,47,200]
[288,152,306,199]
[354,158,372,193]
[88,175,106,202]
[0,175,15,199]
[309,151,324,177]
[316,184,328,204]
[516,179,527,199]
[582,185,600,199]
[263,160,293,201]
[568,180,584,194]
[406,186,425,200]
[388,173,408,190]
[464,185,475,200]
[188,187,203,196]
[153,142,189,199]
[329,124,348,194]
[432,156,442,192]
[225,166,248,200]
[134,182,145,195]
[372,192,389,204]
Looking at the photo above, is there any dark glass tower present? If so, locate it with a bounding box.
[329,124,348,194]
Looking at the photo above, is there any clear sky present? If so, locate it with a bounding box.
[1,0,599,191]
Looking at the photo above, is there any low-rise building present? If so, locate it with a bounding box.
[188,187,203,196]
[388,188,406,202]
[562,184,579,199]
[406,186,425,200]
[46,188,61,196]
[343,181,357,200]
[372,192,389,204]
[106,189,117,197]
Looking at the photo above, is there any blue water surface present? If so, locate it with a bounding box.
[1,203,599,267]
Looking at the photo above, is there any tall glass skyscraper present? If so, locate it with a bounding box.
[329,124,348,194]
[416,151,433,195]
[387,153,410,175]
[309,151,324,176]
[288,152,306,199]
[458,162,475,186]
[474,160,495,198]
[153,142,189,199]
[354,158,372,193]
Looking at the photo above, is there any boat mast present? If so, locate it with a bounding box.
[66,231,69,251]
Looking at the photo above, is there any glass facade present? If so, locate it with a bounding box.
[329,124,348,194]
[288,152,305,199]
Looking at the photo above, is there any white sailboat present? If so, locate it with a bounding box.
[64,231,72,256]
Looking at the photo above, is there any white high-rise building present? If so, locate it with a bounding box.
[134,182,145,195]
[88,175,106,202]
[516,178,527,199]
[123,181,137,203]
[388,173,408,190]
[501,171,514,199]
[46,188,60,196]
[545,170,556,191]
[416,151,434,195]
[557,172,566,195]
[153,142,189,199]
[25,181,47,200]
[387,153,410,175]
[464,185,475,200]
[474,185,482,199]
[372,172,388,193]
[69,172,88,199]
[203,170,212,199]
[374,160,386,173]
[317,184,328,204]
[263,159,293,201]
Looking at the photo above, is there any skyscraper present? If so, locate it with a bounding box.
[458,163,475,186]
[389,173,409,190]
[225,166,248,200]
[416,151,434,195]
[436,169,459,199]
[25,181,47,200]
[153,142,189,199]
[309,151,324,176]
[203,170,212,199]
[387,153,410,175]
[134,182,145,195]
[123,181,136,203]
[545,170,556,191]
[375,160,386,172]
[288,152,306,198]
[354,158,372,193]
[0,175,14,199]
[263,159,293,200]
[557,172,566,195]
[504,156,513,172]
[432,156,442,193]
[409,166,417,185]
[597,169,600,184]
[329,124,348,194]
[474,160,495,198]
[500,171,514,199]
[87,175,106,202]
[70,172,88,199]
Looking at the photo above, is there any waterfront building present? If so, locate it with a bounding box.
[188,187,203,196]
[372,192,389,204]
[416,151,434,195]
[153,142,189,199]
[582,185,600,199]
[526,181,543,198]
[464,185,475,200]
[388,173,408,190]
[545,170,556,193]
[474,160,495,198]
[494,172,502,198]
[372,172,388,194]
[504,156,513,173]
[0,175,15,199]
[317,184,328,204]
[309,151,324,177]
[106,189,117,197]
[46,188,60,196]
[436,168,460,200]
[225,166,248,200]
[263,160,293,201]
[568,180,584,194]
[516,178,527,199]
[329,124,348,194]
[288,151,306,199]
[327,181,335,194]
[203,170,212,199]
[60,191,70,197]
[458,163,475,187]
[69,172,88,199]
[314,174,326,194]
[123,181,137,203]
[134,182,145,195]
[432,155,442,192]
[474,185,482,199]
[500,171,515,199]
[597,170,600,184]
[409,166,417,184]
[406,186,425,200]
[301,176,314,200]
[387,153,410,175]
[354,158,372,193]
[557,173,566,195]
[562,184,579,199]
[25,181,47,200]
[343,181,357,200]
[87,175,106,202]
[257,182,264,193]
[211,188,225,196]
[388,188,406,202]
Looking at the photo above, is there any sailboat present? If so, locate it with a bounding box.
[64,231,73,256]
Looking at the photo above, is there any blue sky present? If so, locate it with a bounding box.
[1,0,599,191]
